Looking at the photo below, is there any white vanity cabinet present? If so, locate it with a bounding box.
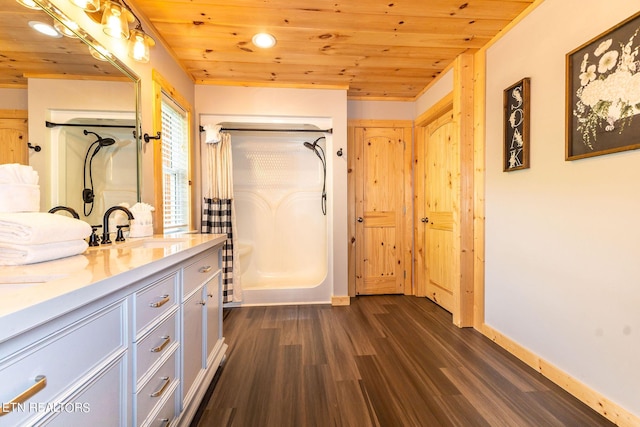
[0,299,128,427]
[179,248,224,425]
[0,234,227,427]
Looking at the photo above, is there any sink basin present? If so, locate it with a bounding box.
[89,237,191,250]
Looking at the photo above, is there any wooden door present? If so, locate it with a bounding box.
[415,107,458,313]
[0,110,28,165]
[353,126,409,295]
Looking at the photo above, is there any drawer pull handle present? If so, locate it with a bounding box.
[150,336,171,353]
[149,294,170,308]
[150,377,171,398]
[0,375,47,416]
[199,265,212,273]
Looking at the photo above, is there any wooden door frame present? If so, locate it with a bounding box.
[414,54,475,327]
[347,120,414,297]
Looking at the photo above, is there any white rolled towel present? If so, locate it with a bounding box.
[0,163,39,185]
[0,184,40,212]
[0,240,88,266]
[0,212,91,245]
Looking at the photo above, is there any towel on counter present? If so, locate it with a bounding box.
[0,240,88,266]
[0,163,39,185]
[0,212,92,245]
[0,164,41,213]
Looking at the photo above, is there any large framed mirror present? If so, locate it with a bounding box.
[0,0,141,227]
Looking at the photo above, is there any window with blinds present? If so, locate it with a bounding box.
[161,93,189,232]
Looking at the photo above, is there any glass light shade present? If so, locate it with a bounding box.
[101,1,129,39]
[16,0,42,9]
[88,44,112,61]
[53,19,79,38]
[128,28,154,63]
[69,0,100,12]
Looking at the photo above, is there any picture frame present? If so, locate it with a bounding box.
[566,11,640,160]
[503,78,530,171]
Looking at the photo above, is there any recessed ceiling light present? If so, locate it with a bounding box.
[28,21,62,38]
[252,33,276,49]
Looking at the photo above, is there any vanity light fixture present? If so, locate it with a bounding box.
[69,0,100,12]
[101,0,132,39]
[88,44,112,61]
[53,18,80,38]
[16,0,41,10]
[252,32,276,49]
[28,21,62,38]
[128,27,155,63]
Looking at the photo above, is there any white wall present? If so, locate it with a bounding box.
[196,86,349,300]
[0,89,27,110]
[347,100,414,120]
[485,0,639,417]
[415,69,454,115]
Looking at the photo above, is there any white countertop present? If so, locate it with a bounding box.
[0,233,227,344]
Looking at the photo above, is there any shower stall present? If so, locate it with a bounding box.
[201,116,333,306]
[47,110,138,226]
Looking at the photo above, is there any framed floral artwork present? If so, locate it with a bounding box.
[566,11,640,160]
[504,78,530,171]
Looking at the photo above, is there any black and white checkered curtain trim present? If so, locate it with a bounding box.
[202,197,234,303]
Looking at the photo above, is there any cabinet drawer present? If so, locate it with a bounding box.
[135,273,178,337]
[40,356,126,427]
[0,302,125,426]
[135,350,178,427]
[144,384,178,427]
[135,311,178,385]
[183,250,219,298]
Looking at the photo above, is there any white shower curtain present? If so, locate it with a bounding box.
[201,131,242,303]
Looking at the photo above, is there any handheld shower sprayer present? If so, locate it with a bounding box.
[82,130,117,216]
[303,136,327,215]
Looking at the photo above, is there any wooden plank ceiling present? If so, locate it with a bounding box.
[129,0,534,100]
[0,1,126,88]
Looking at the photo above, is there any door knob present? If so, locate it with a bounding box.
[421,217,429,223]
[357,217,363,223]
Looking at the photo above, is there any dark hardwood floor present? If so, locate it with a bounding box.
[194,295,614,427]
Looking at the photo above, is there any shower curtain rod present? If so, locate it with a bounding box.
[199,125,332,134]
[46,121,136,129]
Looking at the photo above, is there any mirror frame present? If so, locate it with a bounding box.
[33,0,142,205]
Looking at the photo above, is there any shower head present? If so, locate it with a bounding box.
[83,130,116,148]
[303,136,328,216]
[82,130,117,215]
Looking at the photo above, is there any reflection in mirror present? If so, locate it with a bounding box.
[0,1,140,226]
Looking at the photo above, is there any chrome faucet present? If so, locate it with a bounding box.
[48,205,80,219]
[101,206,134,244]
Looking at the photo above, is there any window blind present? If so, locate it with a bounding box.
[161,93,189,232]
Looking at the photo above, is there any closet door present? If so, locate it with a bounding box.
[350,122,412,295]
[0,110,28,165]
[417,109,457,313]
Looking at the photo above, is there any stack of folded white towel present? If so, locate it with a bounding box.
[0,164,91,266]
[0,163,40,212]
